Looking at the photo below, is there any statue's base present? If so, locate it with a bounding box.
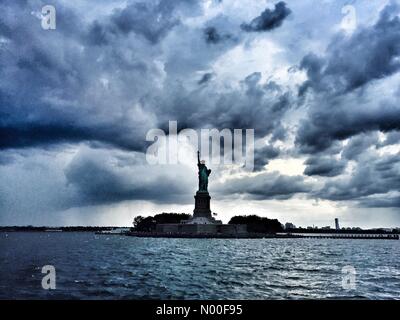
[184,216,222,225]
[153,187,248,236]
[155,222,247,236]
[193,191,212,219]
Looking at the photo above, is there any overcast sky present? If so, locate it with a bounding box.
[0,0,399,228]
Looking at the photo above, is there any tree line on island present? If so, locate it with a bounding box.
[133,213,284,234]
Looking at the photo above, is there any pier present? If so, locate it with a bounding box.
[278,232,399,240]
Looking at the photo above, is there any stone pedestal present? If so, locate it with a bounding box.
[193,191,212,218]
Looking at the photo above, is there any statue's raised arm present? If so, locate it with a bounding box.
[197,150,200,165]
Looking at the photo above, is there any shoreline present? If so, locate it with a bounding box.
[122,231,399,240]
[1,229,398,240]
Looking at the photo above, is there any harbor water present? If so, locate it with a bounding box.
[0,232,399,299]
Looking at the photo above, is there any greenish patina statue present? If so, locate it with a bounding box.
[197,151,211,192]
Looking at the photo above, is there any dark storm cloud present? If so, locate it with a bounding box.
[86,21,111,46]
[296,3,400,154]
[297,53,324,97]
[108,3,178,44]
[0,0,295,161]
[253,144,280,171]
[0,122,149,151]
[86,0,201,45]
[241,2,291,32]
[296,98,400,154]
[379,131,400,147]
[342,133,379,160]
[0,124,89,150]
[374,153,400,172]
[203,26,233,44]
[204,26,221,43]
[0,1,168,152]
[64,149,194,206]
[198,72,214,85]
[359,196,400,208]
[299,2,400,95]
[0,0,291,155]
[218,172,311,200]
[303,156,346,177]
[154,72,293,140]
[314,153,400,207]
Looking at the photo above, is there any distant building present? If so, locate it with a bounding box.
[374,228,392,232]
[335,218,340,230]
[285,222,295,230]
[322,226,331,230]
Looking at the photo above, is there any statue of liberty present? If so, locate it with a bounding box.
[197,151,211,192]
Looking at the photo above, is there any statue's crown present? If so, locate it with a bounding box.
[200,160,205,164]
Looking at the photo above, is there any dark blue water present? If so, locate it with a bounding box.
[0,232,399,299]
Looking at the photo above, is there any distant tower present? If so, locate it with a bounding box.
[335,218,340,230]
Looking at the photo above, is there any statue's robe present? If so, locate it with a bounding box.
[198,164,211,191]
